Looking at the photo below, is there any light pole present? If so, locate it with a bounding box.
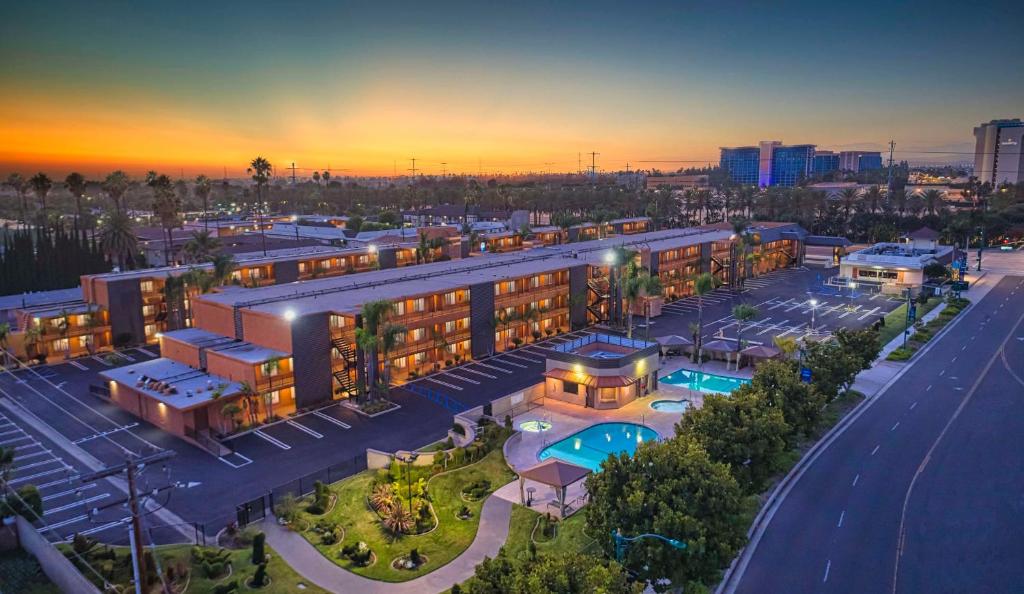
[612,529,686,562]
[808,297,818,334]
[848,281,857,311]
[395,452,418,515]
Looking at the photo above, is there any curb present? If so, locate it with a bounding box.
[716,292,983,594]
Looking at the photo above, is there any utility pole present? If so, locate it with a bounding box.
[408,158,418,178]
[886,140,896,195]
[588,151,600,180]
[543,162,554,175]
[577,153,582,176]
[441,162,447,177]
[289,162,298,185]
[80,450,177,594]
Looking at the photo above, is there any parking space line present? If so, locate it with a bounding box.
[758,320,788,335]
[312,411,351,429]
[218,451,253,468]
[776,323,805,338]
[46,493,110,516]
[458,367,497,379]
[10,467,71,485]
[768,298,794,310]
[442,372,480,385]
[422,377,465,391]
[118,351,135,362]
[67,360,89,371]
[492,357,528,368]
[0,435,32,446]
[44,514,90,531]
[858,306,880,320]
[16,449,56,461]
[91,355,113,366]
[74,517,131,537]
[136,347,158,358]
[15,458,66,472]
[286,420,324,439]
[253,429,291,450]
[474,362,514,374]
[43,484,97,502]
[785,300,809,312]
[503,352,543,363]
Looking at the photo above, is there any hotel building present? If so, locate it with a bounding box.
[973,118,1024,185]
[720,141,815,187]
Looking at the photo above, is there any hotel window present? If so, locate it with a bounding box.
[444,320,457,334]
[504,306,516,318]
[409,328,426,342]
[52,338,69,352]
[563,380,579,395]
[393,356,407,369]
[329,315,347,329]
[266,390,281,405]
[529,276,540,289]
[250,268,261,279]
[320,259,332,269]
[411,298,426,313]
[444,291,457,306]
[412,352,425,365]
[358,255,369,265]
[393,301,406,316]
[140,280,154,293]
[144,324,157,337]
[298,262,308,273]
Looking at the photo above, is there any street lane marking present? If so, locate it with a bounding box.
[961,345,967,351]
[44,514,89,530]
[837,511,845,527]
[503,352,542,364]
[951,356,957,363]
[891,422,900,431]
[858,307,880,320]
[68,360,89,370]
[423,377,465,390]
[458,367,497,379]
[442,372,480,385]
[871,445,880,455]
[474,362,514,374]
[45,493,109,516]
[852,474,859,486]
[492,358,527,369]
[910,401,917,410]
[253,430,291,450]
[939,370,945,376]
[286,420,323,439]
[312,411,351,429]
[217,452,253,469]
[43,484,96,502]
[75,517,131,537]
[823,560,831,583]
[925,385,932,391]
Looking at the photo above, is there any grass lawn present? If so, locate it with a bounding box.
[502,505,597,561]
[63,543,328,594]
[877,297,941,346]
[0,548,61,594]
[296,447,515,582]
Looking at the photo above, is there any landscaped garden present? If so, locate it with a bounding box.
[277,420,515,582]
[62,531,327,594]
[502,505,595,560]
[886,296,970,361]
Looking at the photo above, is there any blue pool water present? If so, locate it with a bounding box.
[538,422,658,472]
[572,349,623,359]
[660,369,750,394]
[650,399,690,413]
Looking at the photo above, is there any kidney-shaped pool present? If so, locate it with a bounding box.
[538,422,658,473]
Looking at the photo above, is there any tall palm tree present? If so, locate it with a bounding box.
[5,173,30,223]
[211,253,236,286]
[24,325,42,360]
[380,323,406,386]
[237,380,260,426]
[64,172,88,226]
[623,271,663,339]
[838,187,859,222]
[731,303,758,364]
[247,156,272,256]
[102,170,131,215]
[921,188,942,216]
[194,174,212,232]
[57,309,71,360]
[692,272,716,364]
[162,275,186,330]
[862,185,882,214]
[312,171,321,186]
[890,189,908,217]
[322,170,331,187]
[357,299,394,399]
[100,211,138,270]
[29,172,52,225]
[183,230,221,263]
[607,245,638,328]
[147,172,181,265]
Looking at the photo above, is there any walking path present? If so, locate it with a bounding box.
[261,486,513,594]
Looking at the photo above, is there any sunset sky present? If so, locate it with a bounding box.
[2,0,1022,178]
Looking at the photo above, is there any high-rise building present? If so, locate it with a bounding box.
[813,151,840,174]
[720,141,815,187]
[838,151,883,173]
[974,119,1024,185]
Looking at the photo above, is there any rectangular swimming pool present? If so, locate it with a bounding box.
[660,369,750,394]
[538,422,658,472]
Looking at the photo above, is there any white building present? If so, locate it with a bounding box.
[839,227,953,294]
[974,119,1024,185]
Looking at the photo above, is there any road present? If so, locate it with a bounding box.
[730,274,1024,594]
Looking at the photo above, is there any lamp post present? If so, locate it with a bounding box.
[612,529,686,562]
[808,297,818,334]
[395,452,418,514]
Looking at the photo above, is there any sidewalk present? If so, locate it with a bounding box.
[260,486,513,593]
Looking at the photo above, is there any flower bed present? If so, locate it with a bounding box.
[886,297,970,361]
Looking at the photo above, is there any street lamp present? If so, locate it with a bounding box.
[808,298,818,333]
[395,452,419,514]
[612,529,686,562]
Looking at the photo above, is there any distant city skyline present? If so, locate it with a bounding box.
[1,0,1021,177]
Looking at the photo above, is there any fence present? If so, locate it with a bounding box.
[270,454,367,509]
[13,515,102,594]
[402,383,469,413]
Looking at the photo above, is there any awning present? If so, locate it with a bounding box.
[543,368,637,388]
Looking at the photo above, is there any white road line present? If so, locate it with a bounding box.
[0,435,32,446]
[91,355,113,366]
[43,484,96,502]
[871,445,880,456]
[852,474,859,486]
[837,511,845,527]
[926,385,932,392]
[15,459,66,472]
[423,377,465,391]
[45,493,110,516]
[458,367,497,379]
[823,560,831,583]
[68,360,89,370]
[74,517,131,537]
[218,452,253,469]
[891,422,900,432]
[474,362,514,374]
[951,356,958,363]
[286,420,324,439]
[253,430,291,450]
[939,370,945,377]
[441,372,480,385]
[961,345,967,351]
[910,401,918,410]
[312,411,351,429]
[36,476,77,490]
[769,299,794,310]
[16,450,56,461]
[858,307,880,320]
[44,514,89,530]
[493,358,528,369]
[785,300,808,312]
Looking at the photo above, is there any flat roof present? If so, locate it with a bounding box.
[0,287,83,312]
[101,358,242,410]
[196,226,735,318]
[208,341,289,364]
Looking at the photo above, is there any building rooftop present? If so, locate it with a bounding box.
[208,340,290,364]
[0,287,83,313]
[101,358,242,410]
[842,242,953,268]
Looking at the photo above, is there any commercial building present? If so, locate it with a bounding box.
[973,119,1024,185]
[645,174,710,190]
[838,227,953,294]
[813,151,840,174]
[720,141,815,187]
[100,223,808,447]
[838,151,883,173]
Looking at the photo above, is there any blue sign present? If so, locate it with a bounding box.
[800,367,812,383]
[908,304,917,323]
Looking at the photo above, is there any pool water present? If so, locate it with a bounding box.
[520,420,553,433]
[572,349,623,359]
[538,422,658,472]
[660,369,749,394]
[650,399,690,413]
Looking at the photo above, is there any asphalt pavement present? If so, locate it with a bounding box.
[730,275,1024,594]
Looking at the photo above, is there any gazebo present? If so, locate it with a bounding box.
[701,339,740,369]
[655,334,693,356]
[518,459,592,518]
[741,344,782,368]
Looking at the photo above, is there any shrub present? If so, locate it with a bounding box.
[203,560,225,578]
[444,436,454,449]
[73,534,98,555]
[511,337,523,347]
[462,478,492,500]
[212,580,238,594]
[451,422,466,436]
[236,525,260,546]
[252,562,268,587]
[887,347,914,361]
[458,505,471,518]
[321,529,339,546]
[251,532,266,565]
[431,463,443,475]
[504,415,513,430]
[410,548,422,566]
[452,584,464,594]
[273,494,299,522]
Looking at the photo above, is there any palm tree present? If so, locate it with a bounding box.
[211,253,236,286]
[100,211,138,271]
[312,171,321,186]
[221,402,242,433]
[183,230,221,263]
[24,325,42,360]
[5,173,30,222]
[862,185,882,214]
[64,172,88,225]
[0,322,10,367]
[890,189,908,217]
[838,187,859,222]
[692,272,716,364]
[162,275,186,330]
[57,309,71,360]
[194,174,212,232]
[247,156,272,256]
[147,172,181,265]
[623,271,663,339]
[607,245,638,328]
[237,381,260,426]
[357,299,394,399]
[29,172,53,225]
[921,189,942,216]
[380,323,407,386]
[731,303,758,365]
[102,170,131,215]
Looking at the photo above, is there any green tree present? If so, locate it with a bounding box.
[585,435,747,591]
[194,174,213,232]
[804,338,865,400]
[64,172,88,226]
[147,172,181,265]
[731,303,758,356]
[182,229,221,263]
[100,211,138,271]
[380,323,406,387]
[692,272,716,363]
[101,170,132,215]
[746,358,826,441]
[5,173,30,222]
[211,253,236,286]
[357,299,394,399]
[247,156,272,255]
[676,391,789,493]
[623,270,663,339]
[833,327,882,371]
[29,172,53,225]
[466,551,642,594]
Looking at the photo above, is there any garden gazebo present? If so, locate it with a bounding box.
[517,459,592,518]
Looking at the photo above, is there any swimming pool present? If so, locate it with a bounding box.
[650,399,690,413]
[538,422,658,472]
[660,369,749,394]
[571,349,623,359]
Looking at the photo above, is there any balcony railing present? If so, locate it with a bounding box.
[256,372,295,392]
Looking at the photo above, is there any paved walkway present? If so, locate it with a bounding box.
[261,487,513,594]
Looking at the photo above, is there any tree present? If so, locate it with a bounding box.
[803,329,877,399]
[183,230,221,263]
[64,172,88,226]
[731,303,758,356]
[221,402,242,433]
[0,322,10,367]
[147,172,181,265]
[746,359,826,440]
[838,187,859,222]
[0,445,14,482]
[162,275,187,330]
[380,323,406,387]
[100,211,138,270]
[29,173,53,225]
[237,381,260,427]
[692,272,716,363]
[676,390,789,493]
[247,156,272,256]
[5,173,30,222]
[102,170,131,215]
[211,253,236,286]
[466,551,642,594]
[357,299,394,399]
[623,270,662,339]
[585,435,747,591]
[833,327,882,371]
[923,262,950,280]
[194,174,213,232]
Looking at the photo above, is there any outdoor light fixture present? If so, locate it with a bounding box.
[283,309,297,322]
[367,244,378,254]
[604,251,616,264]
